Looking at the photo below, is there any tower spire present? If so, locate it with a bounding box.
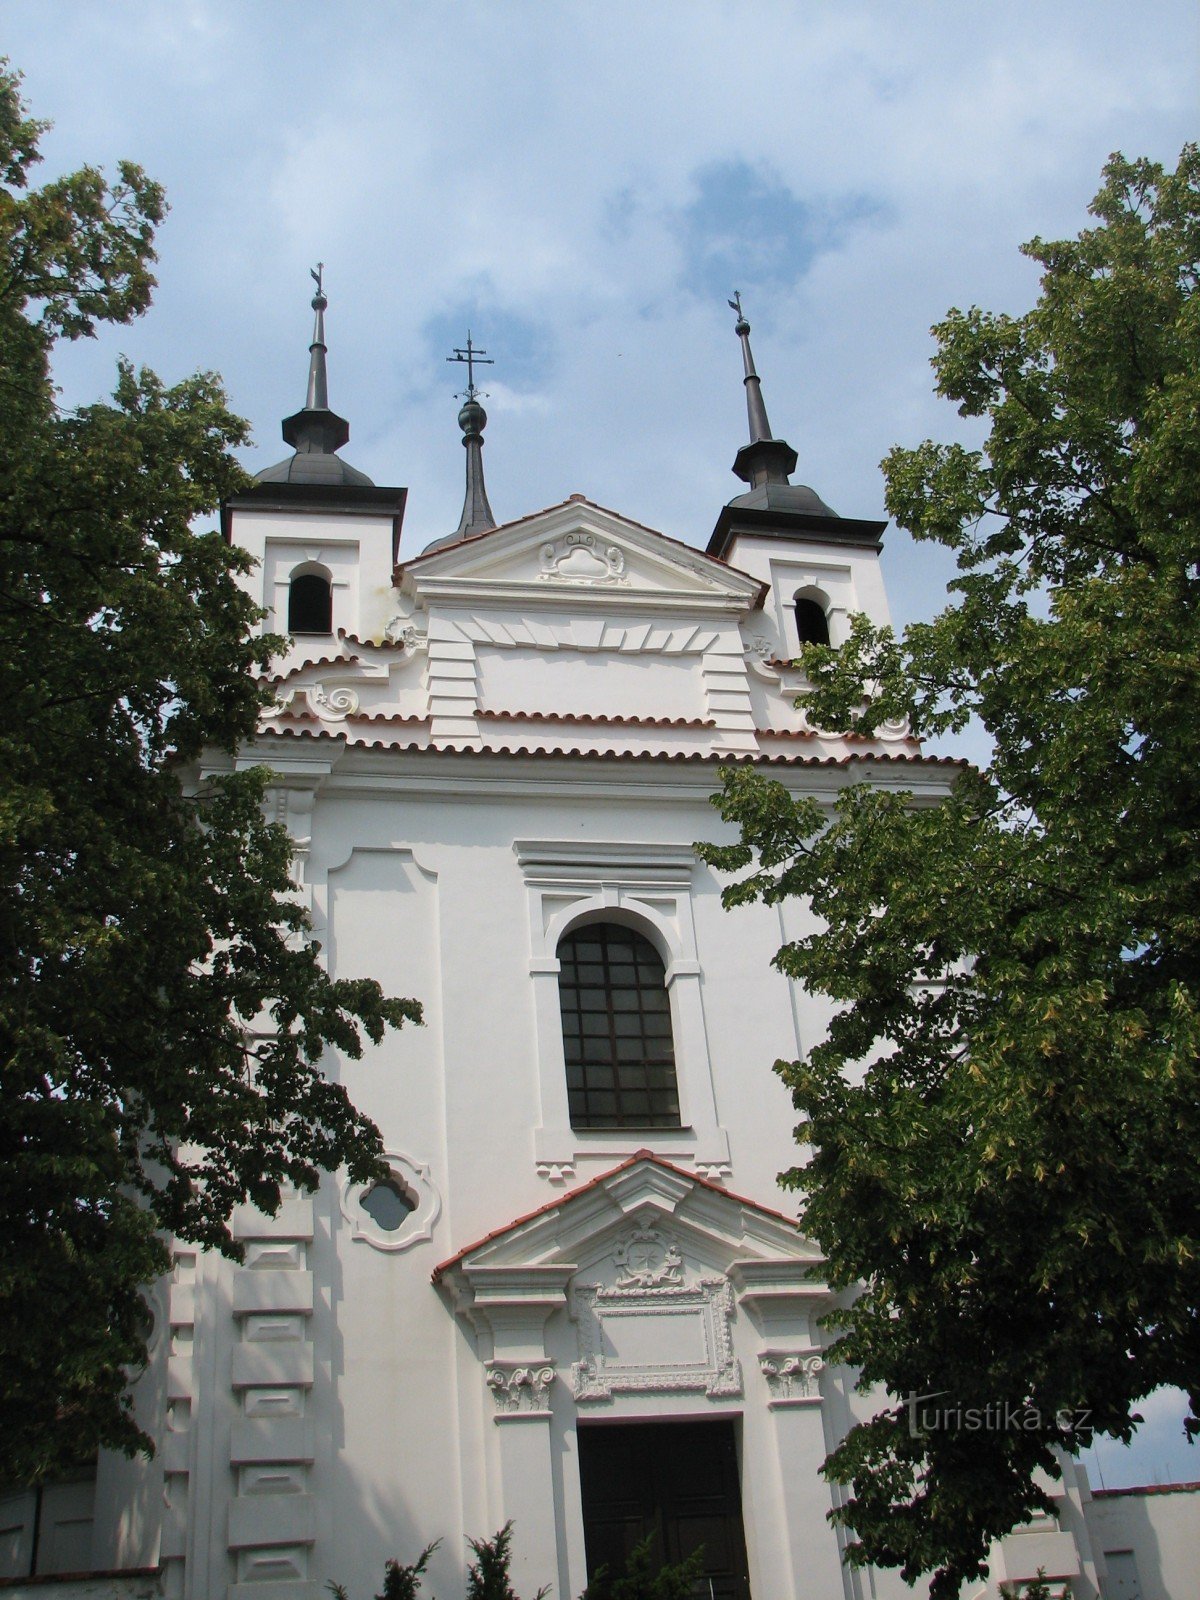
[304,263,330,410]
[281,263,350,456]
[727,292,797,490]
[448,332,496,541]
[255,266,373,486]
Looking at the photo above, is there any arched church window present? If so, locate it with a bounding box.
[288,569,333,634]
[557,923,681,1130]
[795,596,830,647]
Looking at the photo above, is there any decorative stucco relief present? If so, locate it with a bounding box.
[340,1151,441,1254]
[535,1160,576,1186]
[383,618,427,652]
[570,1225,742,1401]
[759,1349,825,1406]
[539,532,628,585]
[614,1221,684,1288]
[486,1360,556,1417]
[453,613,719,655]
[311,683,360,720]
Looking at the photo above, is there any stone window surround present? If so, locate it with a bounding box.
[515,840,731,1179]
[263,536,359,639]
[766,554,853,658]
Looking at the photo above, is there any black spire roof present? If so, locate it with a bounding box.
[256,265,374,488]
[707,294,884,559]
[423,332,498,553]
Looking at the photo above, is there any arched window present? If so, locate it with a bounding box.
[557,923,681,1129]
[288,569,333,634]
[795,596,830,647]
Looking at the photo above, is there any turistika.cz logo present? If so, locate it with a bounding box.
[906,1391,1093,1438]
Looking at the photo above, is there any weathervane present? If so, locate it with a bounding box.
[447,330,494,402]
[311,262,325,305]
[728,289,749,331]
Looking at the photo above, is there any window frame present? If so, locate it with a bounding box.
[287,563,334,635]
[515,841,731,1183]
[557,921,682,1132]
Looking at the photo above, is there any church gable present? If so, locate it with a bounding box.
[398,497,765,617]
[433,1153,822,1279]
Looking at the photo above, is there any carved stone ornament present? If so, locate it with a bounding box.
[535,1160,576,1186]
[485,1361,556,1417]
[694,1162,731,1185]
[310,683,360,721]
[570,1270,742,1403]
[759,1349,825,1406]
[384,618,426,652]
[613,1221,684,1288]
[538,532,628,586]
[340,1151,441,1254]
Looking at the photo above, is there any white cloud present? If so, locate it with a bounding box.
[3,0,1195,597]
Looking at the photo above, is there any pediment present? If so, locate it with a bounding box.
[433,1154,822,1284]
[399,498,765,616]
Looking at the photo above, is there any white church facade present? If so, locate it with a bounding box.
[1,289,1192,1600]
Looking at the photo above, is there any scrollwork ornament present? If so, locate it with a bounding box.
[312,683,360,720]
[485,1361,556,1415]
[759,1349,825,1403]
[538,532,628,585]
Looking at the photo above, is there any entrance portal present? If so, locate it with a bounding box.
[578,1420,751,1599]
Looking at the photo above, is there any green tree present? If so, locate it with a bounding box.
[699,147,1200,1596]
[0,64,419,1483]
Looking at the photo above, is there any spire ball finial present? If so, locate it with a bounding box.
[728,289,750,336]
[310,261,327,312]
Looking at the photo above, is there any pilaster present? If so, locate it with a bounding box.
[226,1197,320,1600]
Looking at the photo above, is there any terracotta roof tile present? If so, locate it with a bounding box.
[268,650,360,686]
[1091,1481,1200,1498]
[249,727,968,769]
[477,710,717,731]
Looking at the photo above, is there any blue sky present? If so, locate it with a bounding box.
[5,0,1197,1489]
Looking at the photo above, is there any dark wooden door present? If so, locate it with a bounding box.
[578,1420,752,1599]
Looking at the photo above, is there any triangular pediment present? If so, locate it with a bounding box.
[433,1154,822,1283]
[399,498,765,617]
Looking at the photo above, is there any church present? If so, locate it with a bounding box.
[1,282,1192,1600]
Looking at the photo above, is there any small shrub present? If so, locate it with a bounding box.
[999,1570,1069,1600]
[580,1535,706,1600]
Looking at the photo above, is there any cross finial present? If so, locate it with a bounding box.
[728,289,749,334]
[310,262,326,310]
[447,330,495,402]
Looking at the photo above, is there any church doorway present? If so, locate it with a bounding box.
[577,1419,751,1599]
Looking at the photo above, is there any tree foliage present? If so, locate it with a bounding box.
[699,148,1200,1595]
[0,63,419,1483]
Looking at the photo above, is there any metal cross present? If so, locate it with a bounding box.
[727,290,744,320]
[447,330,494,401]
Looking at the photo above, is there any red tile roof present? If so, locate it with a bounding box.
[250,726,967,769]
[477,709,718,731]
